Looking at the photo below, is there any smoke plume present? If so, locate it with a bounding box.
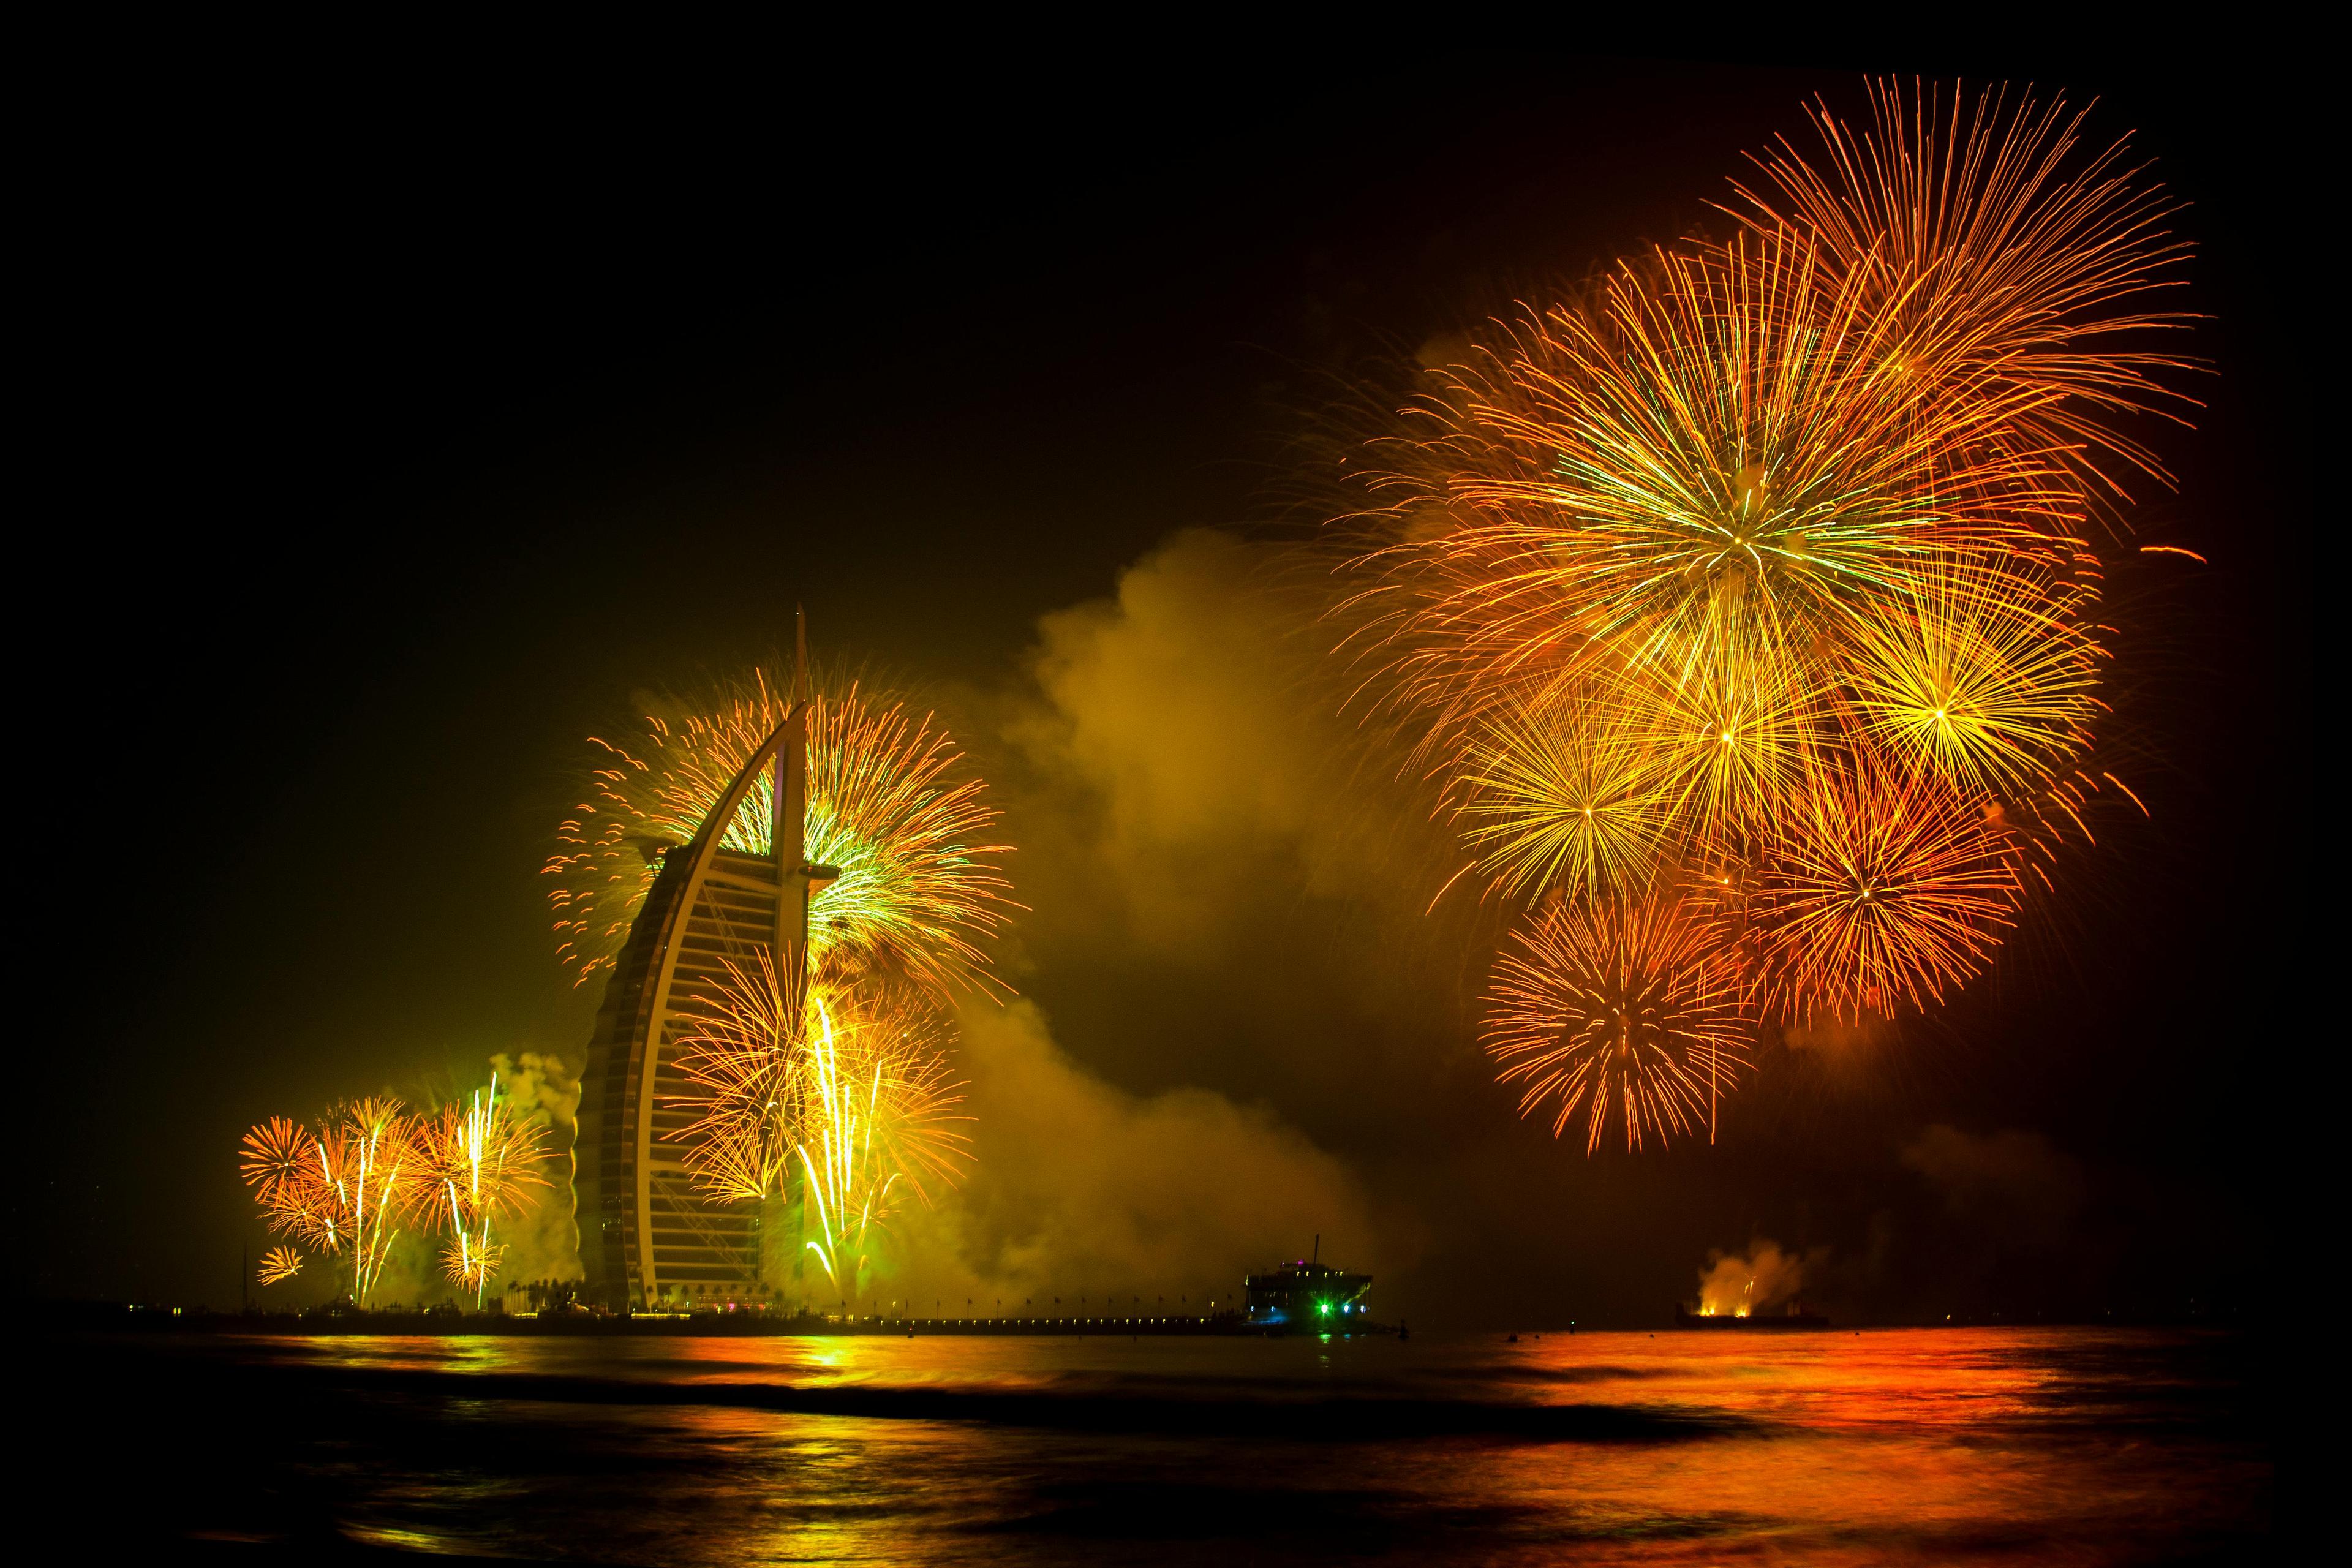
[1696,1240,1812,1317]
[491,1051,583,1283]
[1008,527,1448,954]
[889,999,1385,1307]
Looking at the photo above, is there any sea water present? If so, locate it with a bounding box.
[39,1325,2267,1563]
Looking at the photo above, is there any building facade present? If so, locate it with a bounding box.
[575,657,827,1310]
[576,846,774,1306]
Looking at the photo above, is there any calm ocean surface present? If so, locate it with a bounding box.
[43,1325,2266,1564]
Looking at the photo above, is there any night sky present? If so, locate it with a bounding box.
[21,48,2308,1327]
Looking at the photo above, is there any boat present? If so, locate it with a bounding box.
[1245,1237,1376,1330]
[1675,1303,1831,1330]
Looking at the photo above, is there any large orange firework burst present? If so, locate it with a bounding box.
[1354,225,2073,753]
[1726,81,2196,505]
[1336,81,2193,1147]
[1483,892,1754,1153]
[545,674,1014,993]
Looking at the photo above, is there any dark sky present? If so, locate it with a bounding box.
[21,47,2309,1325]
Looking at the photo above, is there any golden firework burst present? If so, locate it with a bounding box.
[546,675,1013,994]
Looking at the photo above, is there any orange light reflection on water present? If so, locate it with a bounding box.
[213,1326,2260,1565]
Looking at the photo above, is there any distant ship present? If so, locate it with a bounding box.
[1245,1237,1374,1329]
[1676,1303,1831,1330]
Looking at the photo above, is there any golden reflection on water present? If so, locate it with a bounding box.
[209,1327,2260,1565]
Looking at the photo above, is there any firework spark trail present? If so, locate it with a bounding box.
[325,1098,423,1306]
[545,676,1014,994]
[794,998,875,1291]
[815,991,970,1215]
[420,1074,551,1301]
[239,1099,428,1303]
[670,968,970,1293]
[1331,81,2193,1147]
[791,996,969,1294]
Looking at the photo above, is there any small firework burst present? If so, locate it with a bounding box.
[256,1246,304,1287]
[439,1234,509,1294]
[1749,761,2022,1023]
[1455,698,1670,901]
[419,1074,549,1300]
[1483,892,1755,1153]
[238,1116,312,1205]
[1846,557,2107,798]
[238,1098,426,1306]
[669,951,805,1205]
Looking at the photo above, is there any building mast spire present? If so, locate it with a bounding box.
[771,608,834,1014]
